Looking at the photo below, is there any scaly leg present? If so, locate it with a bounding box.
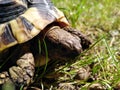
[0,45,35,88]
[41,26,91,60]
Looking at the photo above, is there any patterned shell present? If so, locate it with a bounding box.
[0,0,69,52]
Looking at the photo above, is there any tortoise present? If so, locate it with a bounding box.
[0,0,91,88]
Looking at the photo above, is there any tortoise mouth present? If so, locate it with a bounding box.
[0,1,27,23]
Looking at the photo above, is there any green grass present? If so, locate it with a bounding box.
[51,0,120,89]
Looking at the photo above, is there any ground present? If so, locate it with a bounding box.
[51,0,120,89]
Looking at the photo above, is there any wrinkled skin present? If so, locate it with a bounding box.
[0,44,35,88]
[0,25,91,89]
[41,26,91,60]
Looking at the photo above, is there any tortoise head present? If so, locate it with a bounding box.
[0,0,27,23]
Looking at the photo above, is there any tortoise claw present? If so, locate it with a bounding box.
[9,52,35,86]
[0,72,10,85]
[64,26,92,50]
[0,52,35,88]
[9,66,31,86]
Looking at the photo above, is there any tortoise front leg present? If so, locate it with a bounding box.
[63,26,92,50]
[9,52,35,86]
[41,26,91,60]
[0,72,11,85]
[0,45,35,88]
[46,26,83,53]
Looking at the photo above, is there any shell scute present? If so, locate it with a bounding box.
[9,16,40,43]
[0,0,27,23]
[0,0,69,52]
[0,24,17,51]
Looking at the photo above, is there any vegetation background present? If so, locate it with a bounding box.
[50,0,120,89]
